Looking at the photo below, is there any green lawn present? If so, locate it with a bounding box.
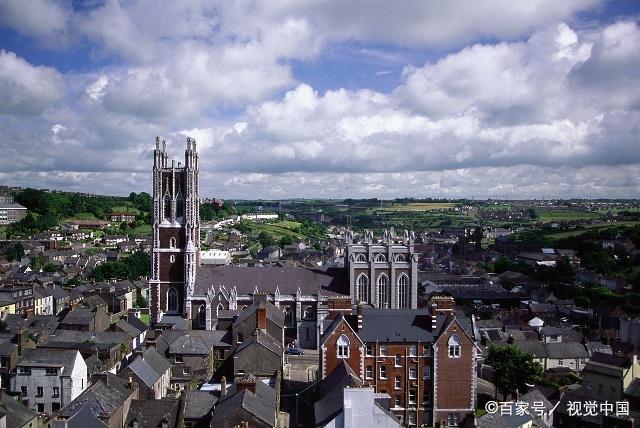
[139,313,150,325]
[546,221,640,240]
[111,205,142,215]
[128,224,152,236]
[65,212,99,220]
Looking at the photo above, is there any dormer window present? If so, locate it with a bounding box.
[448,334,461,358]
[337,334,350,359]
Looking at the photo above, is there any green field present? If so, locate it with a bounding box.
[65,212,99,221]
[537,210,601,222]
[110,205,142,215]
[252,221,305,239]
[128,224,152,236]
[545,221,640,240]
[379,202,455,212]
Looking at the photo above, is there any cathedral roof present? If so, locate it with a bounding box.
[193,266,349,296]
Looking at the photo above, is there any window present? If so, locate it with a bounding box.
[423,366,431,379]
[167,287,178,312]
[423,390,431,404]
[559,359,564,366]
[337,335,350,359]
[448,334,461,358]
[395,376,401,389]
[237,332,244,344]
[409,389,416,404]
[374,253,386,262]
[423,344,430,357]
[36,387,43,397]
[379,345,387,356]
[394,396,401,408]
[366,366,373,379]
[394,254,405,262]
[409,365,417,379]
[397,274,409,309]
[169,237,176,248]
[169,254,175,263]
[395,355,402,367]
[284,306,294,327]
[356,274,370,304]
[303,306,314,320]
[52,402,60,412]
[46,367,57,375]
[377,274,390,308]
[355,253,367,262]
[18,367,31,375]
[37,403,44,413]
[366,345,373,356]
[447,413,460,426]
[21,386,27,395]
[408,345,417,357]
[408,412,417,425]
[53,387,59,397]
[586,381,592,392]
[175,356,183,363]
[379,366,387,379]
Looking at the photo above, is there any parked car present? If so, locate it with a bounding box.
[285,347,304,355]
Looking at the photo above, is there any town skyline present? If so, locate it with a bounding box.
[1,1,639,199]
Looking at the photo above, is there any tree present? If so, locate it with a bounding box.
[258,231,276,248]
[5,243,25,261]
[486,344,543,399]
[279,235,294,247]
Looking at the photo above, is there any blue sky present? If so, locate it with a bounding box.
[0,0,639,199]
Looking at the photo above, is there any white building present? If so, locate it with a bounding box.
[11,349,87,414]
[34,288,54,315]
[318,387,401,428]
[201,250,231,266]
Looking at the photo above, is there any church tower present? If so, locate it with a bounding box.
[150,136,200,324]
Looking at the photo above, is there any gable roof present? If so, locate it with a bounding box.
[545,342,589,359]
[319,312,364,348]
[235,331,283,357]
[232,299,285,328]
[183,390,218,420]
[124,398,180,428]
[212,380,277,427]
[0,392,38,428]
[358,309,439,343]
[58,374,134,419]
[142,347,170,376]
[120,357,160,388]
[17,349,81,376]
[314,361,363,426]
[194,265,348,296]
[61,402,108,428]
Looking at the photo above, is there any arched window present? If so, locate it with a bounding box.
[336,334,350,359]
[377,274,390,309]
[169,237,176,248]
[163,194,171,220]
[195,305,206,328]
[374,253,387,263]
[394,254,406,262]
[356,274,370,304]
[397,274,409,309]
[283,306,294,327]
[167,287,178,312]
[355,253,367,262]
[448,334,461,358]
[216,303,224,316]
[175,193,184,221]
[303,306,314,320]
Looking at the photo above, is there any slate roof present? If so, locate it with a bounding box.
[232,299,285,328]
[142,347,170,376]
[164,330,231,356]
[126,314,148,332]
[59,373,134,419]
[0,391,37,428]
[60,307,95,325]
[17,349,79,375]
[61,402,108,428]
[513,340,548,358]
[587,351,631,368]
[124,399,180,428]
[212,379,277,427]
[47,330,129,345]
[545,342,589,359]
[314,361,363,426]
[183,390,218,420]
[235,331,283,357]
[193,265,349,296]
[357,308,440,342]
[120,357,160,388]
[115,319,143,337]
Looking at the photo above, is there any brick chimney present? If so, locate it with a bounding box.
[356,304,364,330]
[256,306,266,331]
[428,295,455,330]
[235,375,256,394]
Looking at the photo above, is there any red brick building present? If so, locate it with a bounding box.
[320,296,478,427]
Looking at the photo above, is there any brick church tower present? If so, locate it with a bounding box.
[149,136,200,324]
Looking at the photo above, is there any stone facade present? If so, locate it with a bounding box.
[150,137,200,324]
[345,229,418,309]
